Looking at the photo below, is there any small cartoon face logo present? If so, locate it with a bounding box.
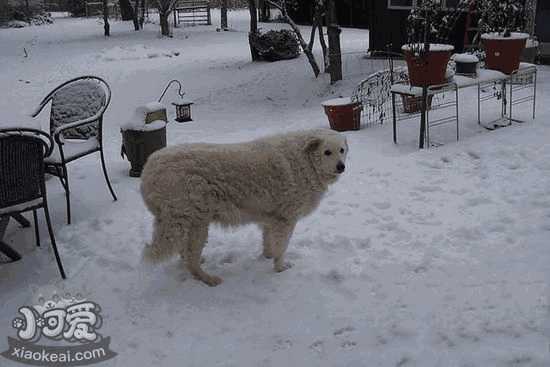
[12,301,102,343]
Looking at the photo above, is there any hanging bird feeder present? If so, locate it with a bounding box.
[158,79,194,122]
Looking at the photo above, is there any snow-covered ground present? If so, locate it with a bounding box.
[1,10,550,367]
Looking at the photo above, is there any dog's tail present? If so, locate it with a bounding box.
[142,242,174,264]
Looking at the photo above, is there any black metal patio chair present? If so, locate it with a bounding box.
[32,76,117,224]
[0,128,66,278]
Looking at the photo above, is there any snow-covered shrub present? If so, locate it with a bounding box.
[249,29,300,62]
[478,0,525,37]
[0,0,50,26]
[406,0,473,56]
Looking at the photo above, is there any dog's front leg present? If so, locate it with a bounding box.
[268,220,296,273]
[261,224,275,259]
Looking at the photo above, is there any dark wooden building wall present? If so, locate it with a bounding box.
[367,0,409,53]
[287,0,370,29]
[536,0,550,42]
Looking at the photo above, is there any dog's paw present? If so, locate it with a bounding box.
[262,250,274,259]
[199,274,223,287]
[274,261,293,273]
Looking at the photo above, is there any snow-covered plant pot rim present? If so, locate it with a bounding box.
[453,53,479,63]
[401,44,455,52]
[526,39,539,48]
[481,32,529,40]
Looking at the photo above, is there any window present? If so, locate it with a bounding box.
[388,0,415,10]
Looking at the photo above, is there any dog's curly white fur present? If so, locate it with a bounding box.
[141,129,348,286]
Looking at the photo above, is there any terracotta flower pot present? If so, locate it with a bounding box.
[482,33,528,75]
[402,44,454,87]
[321,98,361,132]
[401,95,434,114]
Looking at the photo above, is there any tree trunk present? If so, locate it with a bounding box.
[139,0,145,28]
[328,25,342,83]
[283,12,320,77]
[160,11,170,36]
[259,0,269,22]
[316,10,329,72]
[265,0,320,77]
[103,0,110,36]
[119,0,135,20]
[326,0,342,83]
[221,0,228,30]
[248,0,259,61]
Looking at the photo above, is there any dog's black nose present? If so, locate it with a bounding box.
[336,162,345,173]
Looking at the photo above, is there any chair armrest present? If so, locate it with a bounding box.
[52,113,103,141]
[31,100,49,118]
[0,128,54,157]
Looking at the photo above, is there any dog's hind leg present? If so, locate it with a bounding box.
[143,218,182,263]
[184,223,222,286]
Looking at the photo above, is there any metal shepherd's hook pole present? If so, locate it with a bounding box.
[158,80,185,103]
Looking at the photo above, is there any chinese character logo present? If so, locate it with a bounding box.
[2,294,116,366]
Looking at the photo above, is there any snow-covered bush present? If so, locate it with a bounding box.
[0,0,51,26]
[406,0,473,55]
[249,29,300,62]
[478,0,525,37]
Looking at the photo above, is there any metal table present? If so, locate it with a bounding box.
[390,63,537,148]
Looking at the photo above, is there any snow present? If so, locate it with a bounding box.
[121,102,168,131]
[401,43,455,52]
[481,32,530,40]
[121,119,167,132]
[526,39,539,48]
[321,97,354,107]
[44,137,100,163]
[1,10,550,367]
[453,53,479,63]
[0,198,43,216]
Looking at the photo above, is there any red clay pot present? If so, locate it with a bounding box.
[402,44,453,87]
[401,95,434,114]
[322,98,362,132]
[482,33,528,75]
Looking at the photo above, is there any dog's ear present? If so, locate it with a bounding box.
[305,137,322,153]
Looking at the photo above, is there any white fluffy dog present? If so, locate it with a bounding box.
[141,129,348,286]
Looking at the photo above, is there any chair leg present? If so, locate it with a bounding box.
[0,241,21,262]
[61,165,71,225]
[100,147,117,201]
[43,204,66,279]
[33,209,40,247]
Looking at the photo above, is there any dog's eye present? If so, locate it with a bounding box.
[340,148,345,154]
[324,150,332,156]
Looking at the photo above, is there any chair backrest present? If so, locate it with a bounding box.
[48,77,110,140]
[0,129,52,210]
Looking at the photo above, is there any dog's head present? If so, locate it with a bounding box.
[305,131,348,184]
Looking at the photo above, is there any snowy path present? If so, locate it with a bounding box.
[1,11,549,367]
